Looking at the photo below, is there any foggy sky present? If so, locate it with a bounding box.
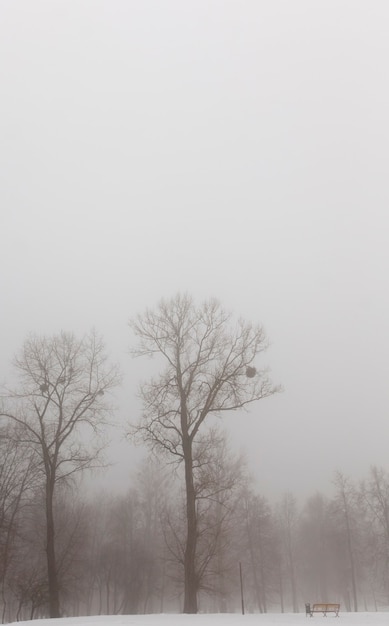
[1,0,389,501]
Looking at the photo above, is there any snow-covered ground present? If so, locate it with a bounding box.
[11,613,389,626]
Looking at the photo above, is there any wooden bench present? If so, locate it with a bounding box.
[305,603,340,617]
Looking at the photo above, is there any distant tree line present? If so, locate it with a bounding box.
[2,436,389,621]
[0,294,388,620]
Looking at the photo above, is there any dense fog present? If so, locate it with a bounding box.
[1,0,389,620]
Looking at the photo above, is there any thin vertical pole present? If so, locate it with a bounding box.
[239,562,245,615]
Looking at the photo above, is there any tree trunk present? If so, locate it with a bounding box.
[285,521,298,613]
[337,475,358,612]
[245,509,262,612]
[278,561,284,613]
[46,478,60,617]
[344,507,358,612]
[288,544,298,613]
[182,432,198,613]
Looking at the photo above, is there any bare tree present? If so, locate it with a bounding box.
[0,426,38,622]
[129,294,279,613]
[134,457,169,613]
[359,466,389,605]
[0,330,120,617]
[241,490,278,613]
[276,493,299,612]
[333,472,359,611]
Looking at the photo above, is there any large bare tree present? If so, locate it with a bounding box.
[0,330,120,617]
[130,293,279,613]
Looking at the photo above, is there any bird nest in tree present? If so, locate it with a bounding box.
[245,366,256,378]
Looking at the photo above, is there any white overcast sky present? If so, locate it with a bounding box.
[1,0,388,500]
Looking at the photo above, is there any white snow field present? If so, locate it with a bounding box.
[11,613,389,626]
